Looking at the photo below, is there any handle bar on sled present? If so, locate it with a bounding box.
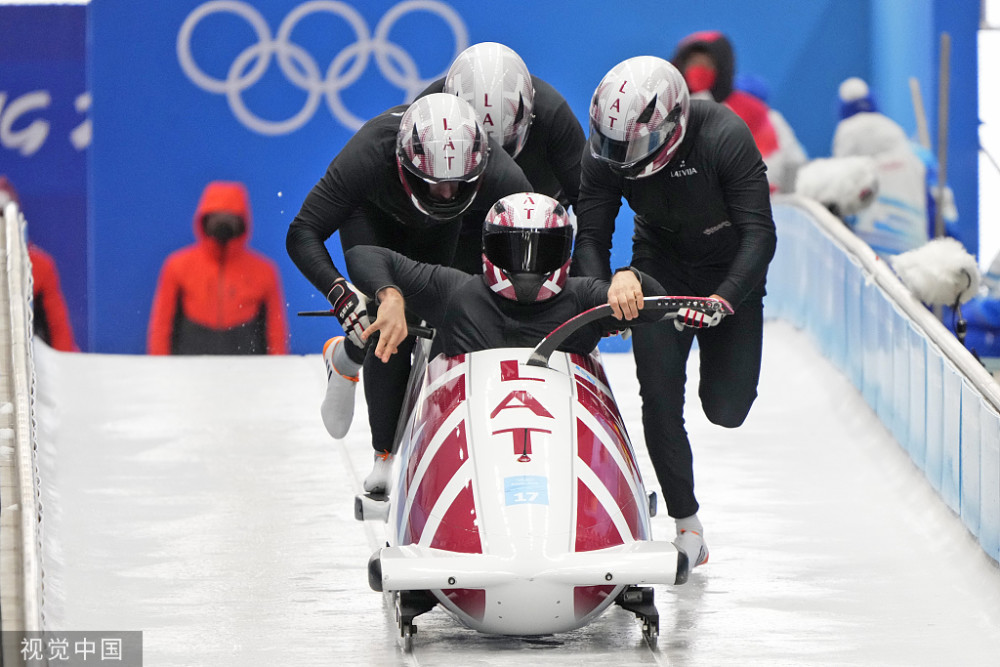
[525,296,718,369]
[296,310,435,340]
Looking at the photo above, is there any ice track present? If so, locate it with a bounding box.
[32,321,1000,666]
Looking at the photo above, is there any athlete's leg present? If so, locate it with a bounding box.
[631,319,700,519]
[696,295,764,428]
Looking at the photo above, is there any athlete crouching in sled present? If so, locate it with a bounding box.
[339,193,721,513]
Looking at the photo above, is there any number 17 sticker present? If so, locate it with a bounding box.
[504,475,549,505]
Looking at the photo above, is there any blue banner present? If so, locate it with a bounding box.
[1,5,88,348]
[89,0,875,354]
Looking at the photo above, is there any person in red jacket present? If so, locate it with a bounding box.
[148,181,288,355]
[28,243,79,351]
[0,176,78,352]
[671,32,781,187]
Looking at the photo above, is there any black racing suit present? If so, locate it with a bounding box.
[419,76,585,273]
[344,245,667,360]
[287,105,532,453]
[572,99,777,520]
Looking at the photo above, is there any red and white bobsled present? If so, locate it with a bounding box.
[357,298,703,649]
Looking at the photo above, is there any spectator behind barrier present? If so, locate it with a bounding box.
[794,156,879,219]
[671,31,806,193]
[821,77,957,257]
[148,181,289,355]
[734,73,808,194]
[0,175,79,352]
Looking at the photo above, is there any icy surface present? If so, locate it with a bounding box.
[32,321,1000,666]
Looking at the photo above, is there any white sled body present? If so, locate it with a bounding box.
[368,344,683,636]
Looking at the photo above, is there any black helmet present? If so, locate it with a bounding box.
[482,192,573,303]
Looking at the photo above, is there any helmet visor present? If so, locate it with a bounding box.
[483,224,573,274]
[502,115,533,158]
[398,159,484,220]
[589,102,682,168]
[589,119,678,168]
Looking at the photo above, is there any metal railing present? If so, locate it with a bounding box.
[1,201,44,665]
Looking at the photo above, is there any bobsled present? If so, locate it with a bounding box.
[356,297,708,649]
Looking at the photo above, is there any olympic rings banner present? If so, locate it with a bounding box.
[176,0,468,136]
[88,0,876,354]
[91,0,480,353]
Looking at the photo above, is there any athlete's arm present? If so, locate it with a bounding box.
[345,245,469,327]
[712,114,777,308]
[571,150,625,279]
[287,140,371,295]
[537,80,586,208]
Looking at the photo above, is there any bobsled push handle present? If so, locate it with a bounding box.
[526,296,710,369]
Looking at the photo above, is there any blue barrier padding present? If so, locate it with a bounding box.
[925,354,945,495]
[769,197,1000,563]
[845,267,864,391]
[940,360,963,515]
[861,282,880,410]
[890,305,908,447]
[875,296,893,430]
[906,324,927,469]
[980,411,1000,561]
[961,380,983,538]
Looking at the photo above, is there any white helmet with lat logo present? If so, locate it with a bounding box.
[482,192,574,303]
[444,42,535,159]
[396,93,489,220]
[589,55,690,179]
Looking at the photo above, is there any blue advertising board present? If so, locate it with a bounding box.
[1,4,88,348]
[88,0,877,354]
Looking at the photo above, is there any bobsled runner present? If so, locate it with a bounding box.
[354,297,716,650]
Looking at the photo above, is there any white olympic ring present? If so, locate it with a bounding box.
[176,0,468,135]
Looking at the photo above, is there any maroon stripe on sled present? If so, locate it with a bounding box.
[444,587,486,622]
[574,584,616,620]
[399,373,467,541]
[570,352,612,388]
[574,377,639,480]
[577,420,642,541]
[430,480,481,554]
[405,420,470,546]
[406,374,467,492]
[574,476,624,551]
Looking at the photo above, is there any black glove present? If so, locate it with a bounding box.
[327,278,371,349]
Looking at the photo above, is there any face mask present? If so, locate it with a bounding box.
[509,273,545,303]
[684,64,717,94]
[204,214,244,243]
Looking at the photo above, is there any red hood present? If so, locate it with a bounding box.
[193,181,252,246]
[671,30,735,103]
